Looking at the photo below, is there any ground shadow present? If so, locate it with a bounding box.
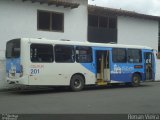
[6,82,154,95]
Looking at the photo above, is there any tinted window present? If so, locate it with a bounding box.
[76,46,92,63]
[109,17,117,29]
[38,11,50,30]
[30,44,54,63]
[55,45,74,63]
[127,49,142,63]
[112,48,126,63]
[38,10,64,32]
[52,13,63,31]
[88,14,117,30]
[6,39,20,58]
[99,16,108,28]
[88,14,98,27]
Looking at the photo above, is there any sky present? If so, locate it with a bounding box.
[88,0,160,16]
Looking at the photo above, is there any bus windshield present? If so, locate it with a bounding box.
[6,39,20,58]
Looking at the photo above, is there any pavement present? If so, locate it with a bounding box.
[0,81,160,114]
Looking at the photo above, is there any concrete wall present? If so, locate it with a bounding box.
[0,0,88,58]
[118,16,159,50]
[155,59,160,81]
[0,59,7,89]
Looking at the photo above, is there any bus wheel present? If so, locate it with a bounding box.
[70,75,85,91]
[132,74,141,87]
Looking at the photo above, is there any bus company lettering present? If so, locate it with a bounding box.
[122,66,134,73]
[30,65,44,75]
[31,64,44,68]
[111,64,122,74]
[111,64,134,74]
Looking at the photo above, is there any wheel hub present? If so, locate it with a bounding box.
[74,79,81,87]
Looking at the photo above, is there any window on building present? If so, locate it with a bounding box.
[38,10,64,32]
[55,45,74,63]
[99,16,108,28]
[88,14,99,27]
[109,17,117,29]
[112,48,126,63]
[88,14,117,29]
[52,13,64,31]
[127,49,142,63]
[30,44,54,63]
[38,11,50,30]
[76,46,92,63]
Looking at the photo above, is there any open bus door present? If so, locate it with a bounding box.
[95,50,110,85]
[144,52,155,80]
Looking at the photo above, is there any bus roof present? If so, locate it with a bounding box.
[21,38,152,50]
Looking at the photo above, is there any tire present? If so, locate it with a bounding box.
[70,75,85,91]
[132,74,141,87]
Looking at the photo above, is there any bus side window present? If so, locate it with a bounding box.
[127,49,142,63]
[76,46,92,63]
[30,44,54,63]
[55,45,75,63]
[112,48,126,63]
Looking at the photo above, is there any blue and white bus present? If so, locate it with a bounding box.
[6,38,156,91]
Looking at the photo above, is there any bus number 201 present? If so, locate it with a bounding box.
[30,69,40,75]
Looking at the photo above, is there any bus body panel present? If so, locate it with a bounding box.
[6,58,21,79]
[110,63,145,82]
[28,63,96,86]
[6,38,156,87]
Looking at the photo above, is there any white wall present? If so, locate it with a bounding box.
[118,16,159,50]
[0,59,7,89]
[155,59,160,81]
[0,0,88,58]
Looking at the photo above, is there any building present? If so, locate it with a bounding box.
[87,6,160,81]
[88,5,160,52]
[0,0,88,59]
[0,0,160,58]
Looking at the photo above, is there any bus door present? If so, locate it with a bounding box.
[144,52,154,80]
[95,50,110,85]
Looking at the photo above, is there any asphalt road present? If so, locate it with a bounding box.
[0,82,160,114]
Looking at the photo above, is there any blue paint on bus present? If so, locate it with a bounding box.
[80,47,155,83]
[80,63,96,74]
[6,58,21,73]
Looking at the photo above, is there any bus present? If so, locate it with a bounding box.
[6,38,156,91]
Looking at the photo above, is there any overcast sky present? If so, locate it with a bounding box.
[88,0,160,16]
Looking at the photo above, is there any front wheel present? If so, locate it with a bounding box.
[70,75,85,91]
[132,74,141,87]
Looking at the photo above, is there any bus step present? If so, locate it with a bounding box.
[96,80,108,86]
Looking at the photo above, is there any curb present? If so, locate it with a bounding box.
[0,81,160,92]
[0,88,19,92]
